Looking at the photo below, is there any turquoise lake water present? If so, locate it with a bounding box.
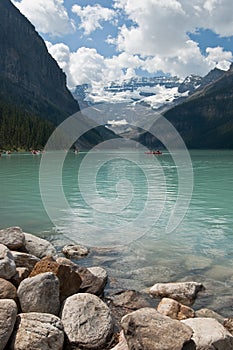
[0,150,233,315]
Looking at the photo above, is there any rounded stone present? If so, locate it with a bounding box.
[61,293,113,349]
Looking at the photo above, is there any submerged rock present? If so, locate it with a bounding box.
[0,299,17,350]
[17,272,60,315]
[149,281,204,305]
[62,243,89,258]
[0,227,25,251]
[0,244,16,279]
[61,293,113,349]
[182,317,233,350]
[157,297,195,320]
[10,312,64,350]
[30,256,82,302]
[24,233,57,258]
[121,307,194,350]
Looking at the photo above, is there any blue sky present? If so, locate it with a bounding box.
[12,0,233,89]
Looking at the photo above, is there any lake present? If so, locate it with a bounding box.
[0,150,233,315]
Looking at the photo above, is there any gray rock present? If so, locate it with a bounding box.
[24,233,57,258]
[87,266,108,283]
[0,226,25,250]
[157,297,195,320]
[77,266,107,296]
[182,317,233,350]
[17,272,60,315]
[10,312,64,350]
[121,307,194,350]
[11,251,40,273]
[0,299,17,350]
[62,243,89,258]
[149,281,204,305]
[0,278,17,300]
[0,244,16,279]
[195,308,225,324]
[61,293,113,349]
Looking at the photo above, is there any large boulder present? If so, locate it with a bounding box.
[87,266,108,284]
[10,312,64,350]
[0,299,17,350]
[149,281,204,305]
[29,256,82,302]
[182,317,233,350]
[0,278,17,300]
[61,293,113,349]
[0,244,16,279]
[11,251,40,273]
[24,233,57,258]
[17,272,60,315]
[0,227,25,250]
[157,297,195,320]
[121,307,194,350]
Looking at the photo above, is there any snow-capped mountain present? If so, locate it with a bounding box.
[72,69,226,137]
[73,75,183,107]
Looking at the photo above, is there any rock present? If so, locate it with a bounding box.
[0,227,25,250]
[11,267,30,287]
[61,293,113,349]
[10,312,64,350]
[17,272,60,315]
[182,318,233,350]
[224,318,233,336]
[195,308,225,324]
[30,256,82,302]
[11,251,40,273]
[77,266,106,296]
[106,290,154,331]
[110,331,129,350]
[0,299,17,350]
[157,297,195,320]
[87,266,108,283]
[62,243,89,258]
[24,233,57,258]
[0,244,16,279]
[149,281,204,305]
[121,307,194,350]
[56,257,77,268]
[0,278,17,300]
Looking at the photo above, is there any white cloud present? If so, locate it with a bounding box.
[206,46,233,70]
[111,0,233,76]
[12,0,75,37]
[72,4,116,35]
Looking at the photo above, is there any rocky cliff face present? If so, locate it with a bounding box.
[0,0,79,124]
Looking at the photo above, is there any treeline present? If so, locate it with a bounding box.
[0,100,55,150]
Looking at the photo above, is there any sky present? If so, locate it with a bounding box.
[12,0,233,90]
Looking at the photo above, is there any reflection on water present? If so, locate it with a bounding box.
[0,150,233,315]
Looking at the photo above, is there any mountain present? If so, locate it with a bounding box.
[138,64,233,149]
[0,0,117,150]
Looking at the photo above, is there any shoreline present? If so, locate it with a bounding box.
[0,226,232,349]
